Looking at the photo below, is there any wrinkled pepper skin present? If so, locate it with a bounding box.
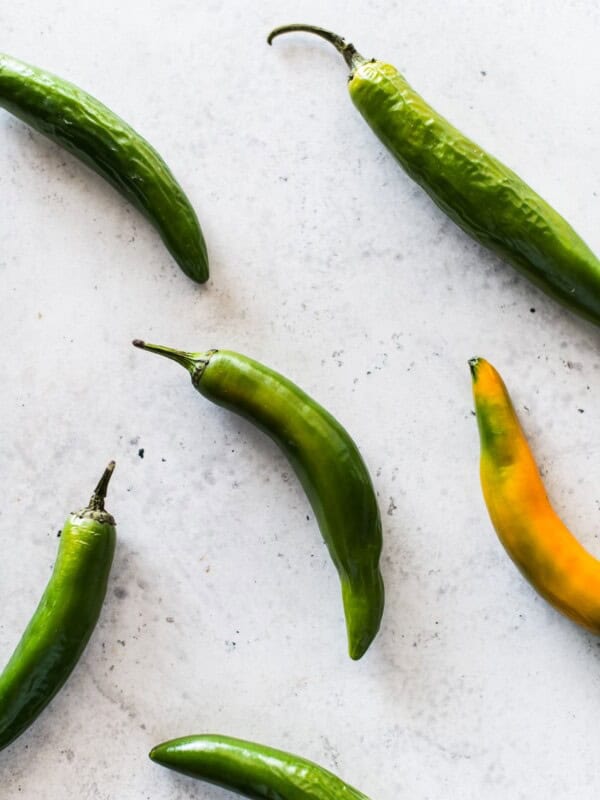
[268,26,600,326]
[470,358,600,632]
[0,463,116,751]
[150,734,371,800]
[0,54,208,283]
[133,340,384,660]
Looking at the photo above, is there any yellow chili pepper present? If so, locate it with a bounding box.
[470,357,600,632]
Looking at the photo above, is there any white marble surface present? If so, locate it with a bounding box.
[2,1,600,797]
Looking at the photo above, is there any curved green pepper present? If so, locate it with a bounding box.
[268,25,600,326]
[0,462,117,751]
[0,54,208,283]
[133,340,384,660]
[150,733,371,800]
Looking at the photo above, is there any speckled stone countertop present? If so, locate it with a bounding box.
[2,2,600,798]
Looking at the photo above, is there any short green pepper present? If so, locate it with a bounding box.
[150,734,371,800]
[0,462,116,751]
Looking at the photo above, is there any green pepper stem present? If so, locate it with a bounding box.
[267,24,366,71]
[468,357,481,378]
[132,339,200,375]
[88,461,115,511]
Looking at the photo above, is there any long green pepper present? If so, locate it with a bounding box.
[0,54,208,283]
[0,462,117,751]
[133,340,384,660]
[269,24,600,326]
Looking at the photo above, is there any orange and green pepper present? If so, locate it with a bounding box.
[471,358,600,632]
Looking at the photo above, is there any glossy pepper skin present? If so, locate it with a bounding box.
[268,25,600,327]
[471,358,600,632]
[0,462,116,751]
[150,734,371,800]
[133,340,384,660]
[0,54,208,283]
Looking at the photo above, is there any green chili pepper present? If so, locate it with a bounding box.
[0,461,117,751]
[268,24,600,326]
[150,733,371,800]
[132,340,384,660]
[0,54,208,283]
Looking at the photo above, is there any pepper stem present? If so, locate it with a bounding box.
[267,24,366,71]
[132,339,199,375]
[468,357,481,378]
[88,461,116,511]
